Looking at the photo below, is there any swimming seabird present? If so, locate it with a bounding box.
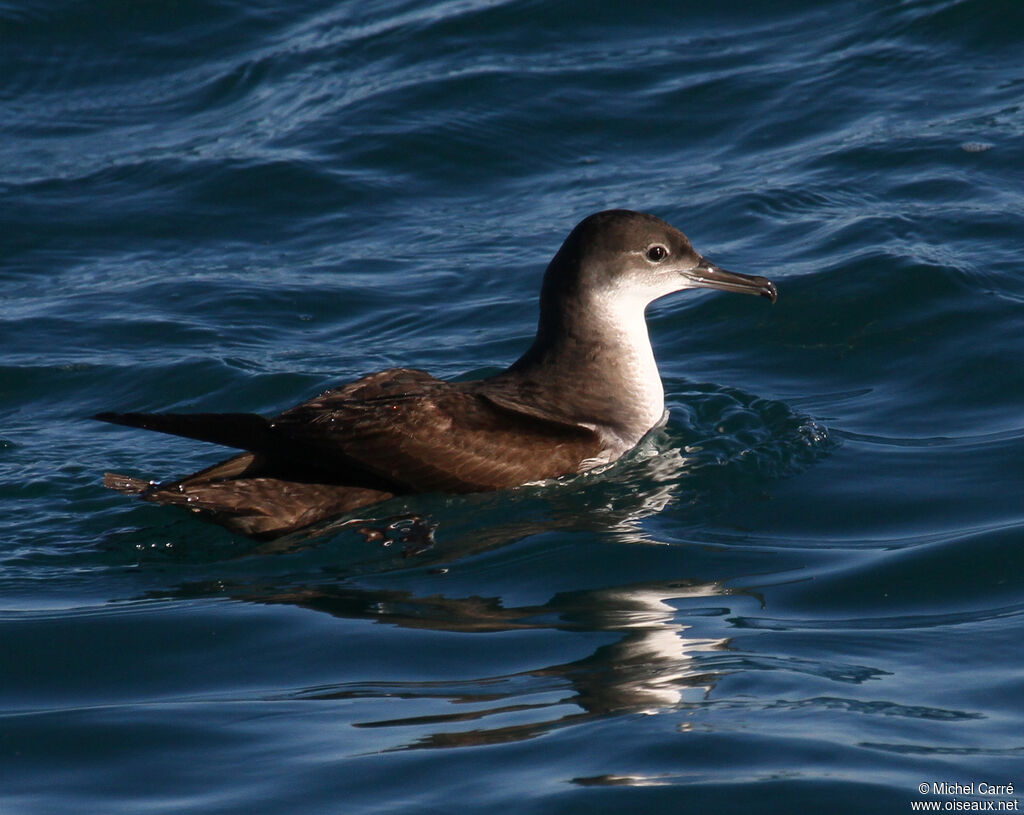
[95,210,777,540]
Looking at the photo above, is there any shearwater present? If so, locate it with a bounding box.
[95,210,777,539]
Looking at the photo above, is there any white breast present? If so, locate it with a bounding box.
[590,290,665,422]
[585,288,667,449]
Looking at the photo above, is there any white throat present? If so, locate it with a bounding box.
[586,288,666,435]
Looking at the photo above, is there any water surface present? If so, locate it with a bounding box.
[2,1,1023,813]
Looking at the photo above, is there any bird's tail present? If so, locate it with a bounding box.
[93,411,272,451]
[103,472,153,494]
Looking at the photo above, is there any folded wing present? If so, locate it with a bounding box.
[96,368,603,495]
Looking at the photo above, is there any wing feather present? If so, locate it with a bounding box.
[270,369,602,493]
[96,368,605,496]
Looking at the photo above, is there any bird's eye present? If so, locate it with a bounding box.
[646,245,668,262]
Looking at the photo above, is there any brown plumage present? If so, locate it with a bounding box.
[96,210,776,539]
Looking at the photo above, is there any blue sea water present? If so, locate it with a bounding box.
[2,0,1023,812]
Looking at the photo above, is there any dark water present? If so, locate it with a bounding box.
[2,1,1023,812]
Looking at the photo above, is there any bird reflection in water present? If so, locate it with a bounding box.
[145,441,766,752]
[235,577,742,750]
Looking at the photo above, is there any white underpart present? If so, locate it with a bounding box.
[585,281,674,449]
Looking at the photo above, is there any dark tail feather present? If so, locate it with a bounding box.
[93,411,272,452]
[103,472,153,494]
